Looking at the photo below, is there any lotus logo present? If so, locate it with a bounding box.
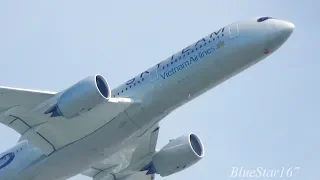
[0,152,15,169]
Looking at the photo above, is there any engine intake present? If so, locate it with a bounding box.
[142,133,204,177]
[45,74,111,118]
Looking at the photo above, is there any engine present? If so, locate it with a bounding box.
[143,133,205,177]
[45,74,111,118]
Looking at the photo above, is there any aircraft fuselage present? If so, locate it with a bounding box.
[1,17,294,180]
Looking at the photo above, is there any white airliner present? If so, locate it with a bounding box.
[0,17,294,180]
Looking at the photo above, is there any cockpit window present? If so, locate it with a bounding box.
[257,17,272,22]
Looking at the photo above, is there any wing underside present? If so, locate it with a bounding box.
[0,86,55,110]
[81,125,160,180]
[0,86,158,180]
[0,86,137,155]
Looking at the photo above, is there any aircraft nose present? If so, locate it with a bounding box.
[273,20,295,40]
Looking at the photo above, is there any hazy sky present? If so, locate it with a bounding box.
[0,0,319,180]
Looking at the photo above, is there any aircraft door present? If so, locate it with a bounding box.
[148,65,159,83]
[125,64,160,127]
[229,23,239,38]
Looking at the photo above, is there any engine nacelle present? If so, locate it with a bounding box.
[145,133,204,177]
[45,74,111,118]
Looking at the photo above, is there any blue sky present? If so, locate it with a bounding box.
[0,0,318,179]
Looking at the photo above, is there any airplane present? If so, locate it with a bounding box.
[0,16,294,180]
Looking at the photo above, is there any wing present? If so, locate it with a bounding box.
[0,86,137,155]
[0,86,55,110]
[81,125,160,180]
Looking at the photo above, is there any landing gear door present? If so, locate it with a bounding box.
[229,23,239,38]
